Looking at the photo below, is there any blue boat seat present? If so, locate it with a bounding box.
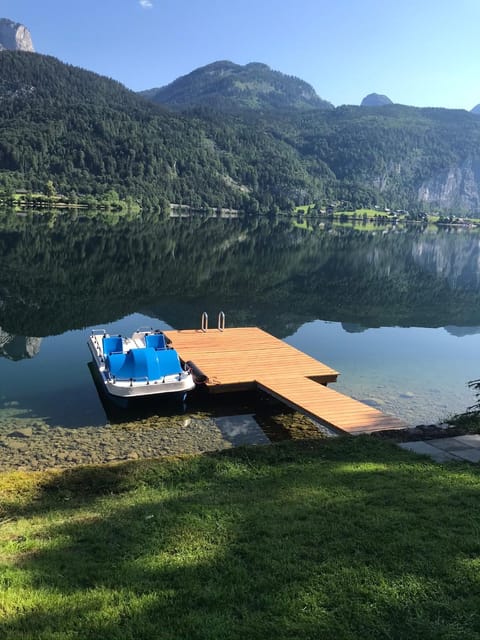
[103,335,123,355]
[145,333,167,350]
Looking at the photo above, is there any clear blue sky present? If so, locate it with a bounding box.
[3,0,480,110]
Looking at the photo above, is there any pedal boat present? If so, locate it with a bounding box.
[88,328,195,399]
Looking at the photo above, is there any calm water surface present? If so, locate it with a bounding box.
[1,211,480,441]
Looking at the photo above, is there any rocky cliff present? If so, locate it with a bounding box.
[418,158,480,213]
[0,18,34,52]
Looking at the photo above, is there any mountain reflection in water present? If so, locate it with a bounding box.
[1,211,480,337]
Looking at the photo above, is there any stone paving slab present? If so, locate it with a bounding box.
[450,448,480,463]
[399,435,480,463]
[427,437,474,452]
[398,441,458,462]
[453,434,480,448]
[215,414,270,447]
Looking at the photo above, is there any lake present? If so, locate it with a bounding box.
[1,210,479,467]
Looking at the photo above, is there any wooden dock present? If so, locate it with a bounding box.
[164,327,407,435]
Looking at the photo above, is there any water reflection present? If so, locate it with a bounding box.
[1,210,480,337]
[0,327,42,360]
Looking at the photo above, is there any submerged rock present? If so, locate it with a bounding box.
[7,427,33,438]
[362,397,385,408]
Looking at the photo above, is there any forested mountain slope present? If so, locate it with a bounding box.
[140,60,334,112]
[186,102,480,213]
[0,52,236,209]
[276,105,480,212]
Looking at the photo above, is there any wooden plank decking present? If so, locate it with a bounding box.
[164,327,407,435]
[257,376,406,434]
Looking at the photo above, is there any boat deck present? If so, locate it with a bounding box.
[164,327,407,435]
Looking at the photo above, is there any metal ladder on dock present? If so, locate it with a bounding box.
[201,311,225,332]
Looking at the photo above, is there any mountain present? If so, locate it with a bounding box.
[206,99,480,214]
[0,18,34,52]
[471,104,480,115]
[140,60,334,112]
[4,53,480,214]
[361,93,393,106]
[288,104,480,214]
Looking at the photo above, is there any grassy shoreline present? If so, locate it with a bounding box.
[2,437,480,639]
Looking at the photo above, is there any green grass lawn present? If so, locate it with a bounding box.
[1,438,480,639]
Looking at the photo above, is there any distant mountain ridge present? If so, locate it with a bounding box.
[0,18,34,52]
[140,60,334,112]
[361,93,393,107]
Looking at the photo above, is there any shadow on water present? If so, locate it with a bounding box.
[87,361,268,425]
[87,357,307,429]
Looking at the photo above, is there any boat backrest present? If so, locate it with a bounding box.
[105,352,127,376]
[145,333,167,350]
[157,349,183,377]
[103,335,123,355]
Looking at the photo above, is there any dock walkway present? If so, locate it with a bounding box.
[164,327,406,435]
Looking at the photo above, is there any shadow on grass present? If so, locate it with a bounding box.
[2,438,480,639]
